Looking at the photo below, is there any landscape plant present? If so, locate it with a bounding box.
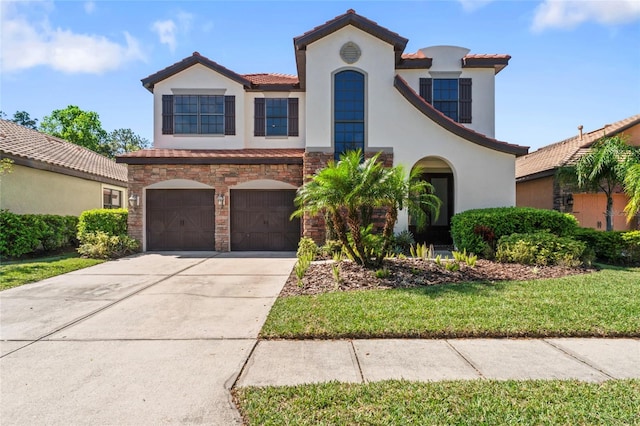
[77,208,138,259]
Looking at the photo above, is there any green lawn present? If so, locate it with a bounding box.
[235,379,640,425]
[261,266,640,339]
[0,252,104,291]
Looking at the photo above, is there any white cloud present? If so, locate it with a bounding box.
[0,2,145,74]
[84,1,95,14]
[458,0,496,12]
[151,19,177,52]
[151,11,194,52]
[532,0,640,32]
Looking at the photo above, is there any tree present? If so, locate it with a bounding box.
[12,111,38,129]
[292,150,441,268]
[624,164,640,223]
[0,158,14,176]
[559,135,639,231]
[40,105,109,157]
[106,128,151,157]
[0,110,38,129]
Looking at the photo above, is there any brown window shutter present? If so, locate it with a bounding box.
[459,78,472,123]
[162,95,173,134]
[224,96,235,135]
[419,78,432,104]
[288,98,299,137]
[254,98,265,136]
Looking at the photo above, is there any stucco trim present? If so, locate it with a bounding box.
[4,154,128,187]
[141,52,252,92]
[146,179,214,189]
[393,75,529,157]
[231,179,298,190]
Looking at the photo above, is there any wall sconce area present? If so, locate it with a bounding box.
[565,193,574,207]
[128,194,140,208]
[217,194,225,206]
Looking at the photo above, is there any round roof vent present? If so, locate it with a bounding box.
[340,42,361,64]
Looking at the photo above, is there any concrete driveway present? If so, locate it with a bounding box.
[0,252,296,425]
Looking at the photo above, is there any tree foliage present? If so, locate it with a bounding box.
[292,150,440,268]
[558,135,639,231]
[107,128,151,156]
[624,164,640,223]
[40,105,110,156]
[0,110,39,129]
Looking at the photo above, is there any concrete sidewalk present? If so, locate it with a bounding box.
[236,338,640,387]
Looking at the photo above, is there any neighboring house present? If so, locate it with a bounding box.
[0,119,128,216]
[117,9,528,252]
[516,114,640,231]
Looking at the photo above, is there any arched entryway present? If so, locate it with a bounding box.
[410,157,455,246]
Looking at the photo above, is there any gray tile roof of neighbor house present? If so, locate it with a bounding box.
[516,114,640,181]
[0,119,128,185]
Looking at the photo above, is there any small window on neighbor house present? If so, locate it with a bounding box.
[266,98,288,136]
[174,95,224,134]
[103,189,122,209]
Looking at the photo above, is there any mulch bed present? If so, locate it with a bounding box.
[281,258,595,297]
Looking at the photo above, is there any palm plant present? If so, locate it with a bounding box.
[560,135,639,231]
[624,164,640,223]
[375,164,440,262]
[292,150,441,268]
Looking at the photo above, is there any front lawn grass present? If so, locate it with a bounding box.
[0,252,104,291]
[235,379,640,425]
[261,266,640,338]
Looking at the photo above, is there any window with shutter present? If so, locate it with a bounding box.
[422,78,472,124]
[254,97,299,137]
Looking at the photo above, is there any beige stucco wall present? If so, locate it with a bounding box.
[303,25,517,232]
[0,164,127,216]
[516,177,554,210]
[572,192,635,231]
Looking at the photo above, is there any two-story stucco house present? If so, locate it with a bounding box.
[117,9,528,252]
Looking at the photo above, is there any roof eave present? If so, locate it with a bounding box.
[462,56,511,75]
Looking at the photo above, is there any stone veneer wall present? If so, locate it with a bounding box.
[127,163,303,251]
[302,150,394,246]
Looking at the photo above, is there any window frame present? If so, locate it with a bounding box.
[173,94,225,135]
[103,188,122,209]
[333,69,366,160]
[432,78,459,122]
[265,98,288,137]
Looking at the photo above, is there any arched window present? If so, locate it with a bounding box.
[334,70,365,159]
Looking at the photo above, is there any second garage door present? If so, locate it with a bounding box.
[146,189,215,251]
[230,190,300,251]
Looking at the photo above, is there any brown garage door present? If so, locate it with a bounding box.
[146,189,215,251]
[231,190,300,251]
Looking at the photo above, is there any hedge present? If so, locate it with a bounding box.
[573,228,640,264]
[451,207,579,257]
[0,210,78,258]
[496,231,590,267]
[77,208,128,241]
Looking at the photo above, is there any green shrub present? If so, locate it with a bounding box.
[77,231,139,259]
[622,231,640,263]
[391,230,415,255]
[320,240,343,258]
[77,208,128,241]
[451,207,579,257]
[0,210,78,258]
[496,231,589,267]
[296,237,318,261]
[573,228,640,264]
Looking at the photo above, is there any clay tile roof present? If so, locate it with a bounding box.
[0,119,128,184]
[462,54,511,74]
[515,114,640,180]
[242,73,300,85]
[393,76,528,156]
[141,52,252,92]
[401,51,426,59]
[116,148,305,165]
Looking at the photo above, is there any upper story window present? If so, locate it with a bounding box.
[334,70,365,160]
[254,98,299,137]
[419,78,472,124]
[103,188,122,209]
[161,94,235,136]
[174,95,224,134]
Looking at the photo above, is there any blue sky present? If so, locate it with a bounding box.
[1,0,639,152]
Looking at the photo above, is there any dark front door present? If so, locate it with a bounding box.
[411,173,454,246]
[231,190,300,251]
[146,189,215,250]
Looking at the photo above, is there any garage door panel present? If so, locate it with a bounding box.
[146,189,215,251]
[231,190,300,251]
